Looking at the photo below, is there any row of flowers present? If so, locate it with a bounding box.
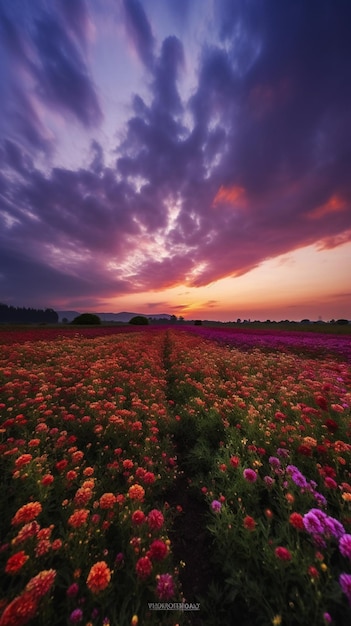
[0,331,183,625]
[163,330,351,625]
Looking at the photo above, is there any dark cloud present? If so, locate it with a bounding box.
[32,16,102,127]
[57,0,91,47]
[122,0,155,68]
[0,0,102,150]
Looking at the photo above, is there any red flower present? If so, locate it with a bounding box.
[131,510,145,525]
[25,569,56,600]
[275,547,292,561]
[135,556,152,580]
[289,512,304,530]
[55,459,68,473]
[14,454,33,469]
[308,566,319,579]
[0,591,38,626]
[243,516,256,531]
[11,502,42,526]
[143,471,155,484]
[5,551,29,574]
[325,419,338,433]
[148,539,168,561]
[230,456,240,468]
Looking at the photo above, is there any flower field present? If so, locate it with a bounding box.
[0,328,351,625]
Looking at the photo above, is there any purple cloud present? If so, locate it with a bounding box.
[0,0,350,309]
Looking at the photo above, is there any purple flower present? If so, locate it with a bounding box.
[243,468,257,483]
[323,517,345,540]
[313,492,327,507]
[277,448,289,458]
[268,456,280,468]
[69,609,83,624]
[340,534,351,559]
[304,508,345,541]
[211,500,222,512]
[339,573,351,606]
[156,573,175,600]
[303,511,325,535]
[323,613,332,624]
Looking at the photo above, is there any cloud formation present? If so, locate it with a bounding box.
[0,0,350,309]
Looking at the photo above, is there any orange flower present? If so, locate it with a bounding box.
[68,509,89,528]
[5,551,29,574]
[128,484,145,501]
[74,487,93,507]
[86,561,111,594]
[25,569,56,600]
[11,502,42,526]
[99,493,117,509]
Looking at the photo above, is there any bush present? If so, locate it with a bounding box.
[336,319,349,325]
[71,313,101,325]
[129,316,149,325]
[194,320,203,326]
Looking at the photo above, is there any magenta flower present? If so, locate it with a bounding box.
[339,573,351,606]
[156,573,175,600]
[211,500,222,512]
[243,468,257,483]
[339,534,351,560]
[69,608,83,623]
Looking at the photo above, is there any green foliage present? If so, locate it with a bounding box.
[129,315,149,325]
[71,313,101,325]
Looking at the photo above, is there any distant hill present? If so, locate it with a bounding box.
[57,311,172,323]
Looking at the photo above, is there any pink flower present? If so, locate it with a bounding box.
[147,509,164,531]
[211,500,222,512]
[243,468,257,483]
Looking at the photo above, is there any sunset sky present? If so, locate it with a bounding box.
[1,0,350,321]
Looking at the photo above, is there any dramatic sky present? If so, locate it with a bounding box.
[1,0,350,321]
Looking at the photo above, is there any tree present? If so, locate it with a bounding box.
[71,313,101,325]
[129,316,149,325]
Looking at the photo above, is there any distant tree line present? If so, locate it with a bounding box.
[0,303,58,324]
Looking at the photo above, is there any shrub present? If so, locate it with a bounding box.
[71,313,101,325]
[129,316,149,325]
[194,320,203,326]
